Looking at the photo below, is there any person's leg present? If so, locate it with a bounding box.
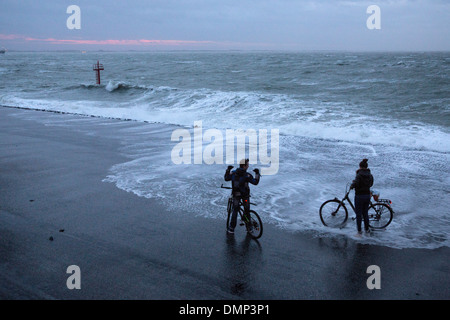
[362,195,371,232]
[229,197,240,231]
[354,195,363,233]
[242,198,251,229]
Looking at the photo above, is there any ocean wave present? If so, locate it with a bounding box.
[105,80,149,92]
[1,86,449,153]
[64,81,152,93]
[280,121,450,154]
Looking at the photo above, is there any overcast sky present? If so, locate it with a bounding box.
[0,0,449,51]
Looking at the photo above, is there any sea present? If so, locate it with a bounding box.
[1,51,449,249]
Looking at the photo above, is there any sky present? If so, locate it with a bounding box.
[0,0,449,51]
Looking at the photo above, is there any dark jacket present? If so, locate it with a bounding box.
[224,167,260,198]
[351,168,374,195]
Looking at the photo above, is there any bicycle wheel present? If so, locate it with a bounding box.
[319,199,348,227]
[368,202,393,229]
[243,210,263,239]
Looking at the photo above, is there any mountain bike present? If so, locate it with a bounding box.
[221,184,263,239]
[319,183,394,229]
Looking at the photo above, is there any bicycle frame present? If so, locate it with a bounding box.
[335,185,393,216]
[334,189,358,215]
[221,184,263,239]
[331,184,394,225]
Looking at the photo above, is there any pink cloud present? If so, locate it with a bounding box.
[0,34,214,46]
[0,34,25,40]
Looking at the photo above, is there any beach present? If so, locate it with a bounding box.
[0,106,448,301]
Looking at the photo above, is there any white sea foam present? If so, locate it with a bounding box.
[98,122,450,250]
[105,80,122,92]
[280,120,450,153]
[2,87,449,153]
[6,97,449,250]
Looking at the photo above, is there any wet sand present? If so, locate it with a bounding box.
[0,106,449,300]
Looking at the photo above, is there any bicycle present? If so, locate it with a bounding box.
[221,184,263,239]
[319,183,394,229]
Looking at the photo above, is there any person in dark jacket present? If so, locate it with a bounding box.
[350,158,374,236]
[224,159,260,234]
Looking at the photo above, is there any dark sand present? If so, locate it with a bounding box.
[0,106,449,300]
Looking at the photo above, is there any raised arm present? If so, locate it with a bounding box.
[247,169,260,185]
[224,165,233,181]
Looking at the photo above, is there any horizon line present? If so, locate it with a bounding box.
[1,34,449,52]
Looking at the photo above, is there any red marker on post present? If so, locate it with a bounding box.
[93,61,104,85]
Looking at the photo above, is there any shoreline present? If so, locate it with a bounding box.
[0,106,449,300]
